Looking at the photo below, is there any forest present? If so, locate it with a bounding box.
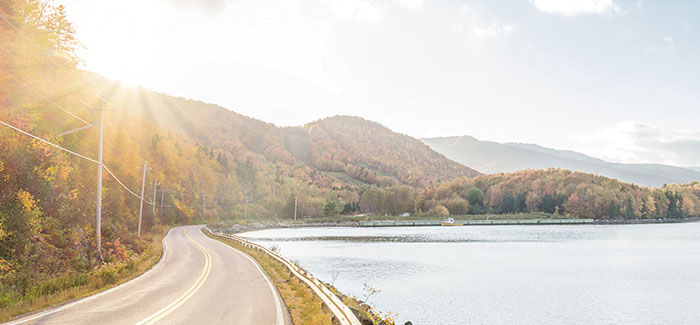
[415,169,700,219]
[1,0,700,313]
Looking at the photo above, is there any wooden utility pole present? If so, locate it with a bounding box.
[95,99,104,259]
[152,179,157,215]
[137,161,147,238]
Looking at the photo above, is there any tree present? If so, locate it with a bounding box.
[47,5,79,63]
[514,192,527,213]
[428,204,449,216]
[497,192,515,214]
[666,191,681,218]
[609,201,620,218]
[324,196,344,217]
[564,193,583,218]
[467,188,486,214]
[539,193,557,214]
[444,197,469,215]
[623,197,634,219]
[360,187,384,215]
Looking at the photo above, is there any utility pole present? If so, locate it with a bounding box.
[414,194,418,215]
[245,196,249,220]
[202,193,206,219]
[294,196,297,220]
[152,178,158,215]
[95,99,104,260]
[159,188,166,219]
[137,161,147,238]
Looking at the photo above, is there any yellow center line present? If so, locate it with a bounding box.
[136,228,212,325]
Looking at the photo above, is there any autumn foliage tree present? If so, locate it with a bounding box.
[419,169,700,219]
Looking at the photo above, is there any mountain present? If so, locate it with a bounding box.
[86,75,479,190]
[422,136,700,188]
[290,116,478,187]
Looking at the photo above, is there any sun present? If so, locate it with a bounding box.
[70,4,159,87]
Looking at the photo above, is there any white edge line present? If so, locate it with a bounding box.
[210,230,360,325]
[136,227,211,325]
[4,228,174,325]
[201,228,285,325]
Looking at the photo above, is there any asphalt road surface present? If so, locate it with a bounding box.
[8,225,290,325]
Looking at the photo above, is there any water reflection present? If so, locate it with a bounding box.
[242,223,700,324]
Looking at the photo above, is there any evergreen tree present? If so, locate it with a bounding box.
[467,188,486,214]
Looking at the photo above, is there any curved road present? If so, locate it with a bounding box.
[8,226,291,325]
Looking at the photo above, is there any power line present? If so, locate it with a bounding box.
[0,118,154,205]
[63,89,95,109]
[0,45,94,125]
[1,13,170,253]
[4,69,93,125]
[1,39,124,114]
[2,14,231,229]
[0,13,106,110]
[0,118,98,163]
[0,13,35,43]
[103,165,153,205]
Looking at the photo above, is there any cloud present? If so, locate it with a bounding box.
[396,0,424,10]
[320,0,383,22]
[473,22,513,38]
[165,0,237,15]
[663,36,675,49]
[451,6,513,42]
[529,0,621,16]
[647,36,675,53]
[571,122,700,167]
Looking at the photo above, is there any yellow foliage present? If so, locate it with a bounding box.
[17,189,38,214]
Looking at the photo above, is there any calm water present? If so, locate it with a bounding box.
[240,223,700,324]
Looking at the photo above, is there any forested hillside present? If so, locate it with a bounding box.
[416,169,700,219]
[300,116,477,187]
[78,75,481,219]
[0,0,248,307]
[81,78,479,190]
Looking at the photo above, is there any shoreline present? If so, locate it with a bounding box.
[210,216,700,235]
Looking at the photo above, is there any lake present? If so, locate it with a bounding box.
[240,223,700,324]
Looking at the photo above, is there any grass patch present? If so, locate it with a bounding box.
[321,283,396,325]
[0,226,169,322]
[202,228,334,325]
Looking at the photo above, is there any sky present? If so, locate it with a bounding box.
[63,0,700,167]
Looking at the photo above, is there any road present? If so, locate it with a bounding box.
[8,225,290,325]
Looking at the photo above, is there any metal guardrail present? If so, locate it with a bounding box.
[206,228,362,325]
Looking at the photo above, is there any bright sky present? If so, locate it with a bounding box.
[64,0,700,167]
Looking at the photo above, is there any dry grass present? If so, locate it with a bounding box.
[0,226,168,321]
[203,229,334,325]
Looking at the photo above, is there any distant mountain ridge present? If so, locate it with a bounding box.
[422,136,700,188]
